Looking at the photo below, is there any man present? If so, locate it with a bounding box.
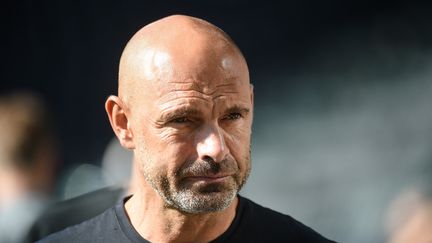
[41,15,334,242]
[0,92,57,243]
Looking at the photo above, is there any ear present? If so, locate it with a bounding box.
[105,95,135,149]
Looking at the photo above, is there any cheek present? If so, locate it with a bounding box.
[149,130,196,172]
[224,121,252,149]
[224,127,251,166]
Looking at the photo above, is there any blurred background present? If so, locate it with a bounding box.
[3,0,432,242]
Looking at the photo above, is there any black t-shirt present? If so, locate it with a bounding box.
[38,195,335,243]
[27,185,125,242]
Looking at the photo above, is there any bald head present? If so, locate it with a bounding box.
[118,15,249,105]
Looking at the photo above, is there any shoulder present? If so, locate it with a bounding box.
[242,197,304,227]
[39,185,124,221]
[37,206,121,243]
[237,196,336,242]
[28,185,125,241]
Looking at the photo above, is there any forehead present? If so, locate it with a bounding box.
[144,47,249,99]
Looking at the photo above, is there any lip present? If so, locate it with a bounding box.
[185,174,231,183]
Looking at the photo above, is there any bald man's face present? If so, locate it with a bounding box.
[125,42,253,213]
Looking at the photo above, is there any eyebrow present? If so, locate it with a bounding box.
[158,105,250,123]
[159,107,203,122]
[223,105,250,117]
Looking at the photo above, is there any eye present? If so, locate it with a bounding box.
[170,117,190,124]
[222,113,242,121]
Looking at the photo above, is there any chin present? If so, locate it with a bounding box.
[167,188,238,214]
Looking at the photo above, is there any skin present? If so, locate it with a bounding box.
[106,15,253,242]
[389,204,432,243]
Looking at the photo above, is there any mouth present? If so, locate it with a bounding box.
[184,174,232,183]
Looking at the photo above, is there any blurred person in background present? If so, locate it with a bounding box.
[27,137,134,242]
[0,92,58,243]
[386,185,432,243]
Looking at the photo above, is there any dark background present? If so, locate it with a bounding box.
[4,1,432,242]
[4,0,432,169]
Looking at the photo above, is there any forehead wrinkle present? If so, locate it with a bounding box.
[157,84,242,105]
[157,95,212,112]
[160,78,239,94]
[157,88,210,104]
[214,83,237,89]
[211,92,240,101]
[156,88,247,114]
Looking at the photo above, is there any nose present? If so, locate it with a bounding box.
[196,124,229,162]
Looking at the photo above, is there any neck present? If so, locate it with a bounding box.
[124,183,238,243]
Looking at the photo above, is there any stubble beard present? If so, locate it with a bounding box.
[142,153,251,214]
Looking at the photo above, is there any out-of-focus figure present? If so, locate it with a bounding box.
[386,185,432,243]
[0,92,57,243]
[27,137,133,242]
